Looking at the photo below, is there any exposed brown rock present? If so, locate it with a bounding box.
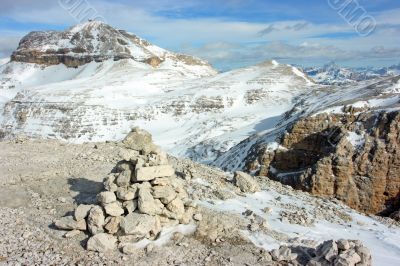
[144,56,163,68]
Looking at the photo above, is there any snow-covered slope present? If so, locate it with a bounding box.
[0,58,9,66]
[0,57,313,163]
[202,183,400,266]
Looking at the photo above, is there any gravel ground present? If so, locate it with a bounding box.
[0,139,269,265]
[1,138,398,266]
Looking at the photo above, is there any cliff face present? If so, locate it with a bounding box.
[248,109,400,215]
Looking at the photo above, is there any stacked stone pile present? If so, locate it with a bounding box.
[55,128,196,252]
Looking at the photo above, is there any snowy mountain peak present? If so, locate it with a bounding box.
[9,21,216,74]
[68,20,109,32]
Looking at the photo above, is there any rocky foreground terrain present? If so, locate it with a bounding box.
[0,130,399,265]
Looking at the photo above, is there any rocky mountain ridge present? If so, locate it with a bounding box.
[10,21,212,70]
[216,75,400,217]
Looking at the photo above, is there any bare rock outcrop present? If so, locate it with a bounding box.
[247,110,400,216]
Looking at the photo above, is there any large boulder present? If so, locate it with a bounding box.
[104,202,124,217]
[55,216,86,231]
[87,206,105,235]
[120,212,160,239]
[87,233,118,253]
[97,192,117,205]
[135,165,175,182]
[122,127,157,154]
[74,204,95,221]
[137,187,164,215]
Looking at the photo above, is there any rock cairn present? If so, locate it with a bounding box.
[55,128,195,253]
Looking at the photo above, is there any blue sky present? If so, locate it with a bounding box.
[0,0,400,70]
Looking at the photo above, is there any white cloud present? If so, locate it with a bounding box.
[0,33,23,57]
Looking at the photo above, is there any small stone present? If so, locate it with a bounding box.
[104,174,118,192]
[64,230,81,238]
[145,243,155,254]
[193,213,203,221]
[264,252,273,262]
[249,223,259,232]
[74,204,94,221]
[166,198,185,219]
[97,192,116,205]
[22,231,32,239]
[115,162,133,172]
[178,242,189,247]
[135,165,175,182]
[116,170,132,187]
[116,187,138,201]
[171,232,184,244]
[122,244,136,255]
[119,149,140,161]
[104,216,122,234]
[271,246,297,262]
[87,206,105,235]
[337,239,350,251]
[118,235,141,248]
[123,200,138,213]
[138,188,163,215]
[317,240,339,262]
[334,249,361,266]
[262,207,273,214]
[184,200,197,208]
[355,245,372,265]
[152,185,176,204]
[104,202,124,217]
[58,197,66,203]
[151,177,170,186]
[55,216,86,231]
[87,233,117,253]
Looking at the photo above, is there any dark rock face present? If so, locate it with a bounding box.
[247,110,400,216]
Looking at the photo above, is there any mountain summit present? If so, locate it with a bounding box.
[10,21,215,71]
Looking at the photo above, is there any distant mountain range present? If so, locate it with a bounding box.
[303,61,400,85]
[0,21,313,164]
